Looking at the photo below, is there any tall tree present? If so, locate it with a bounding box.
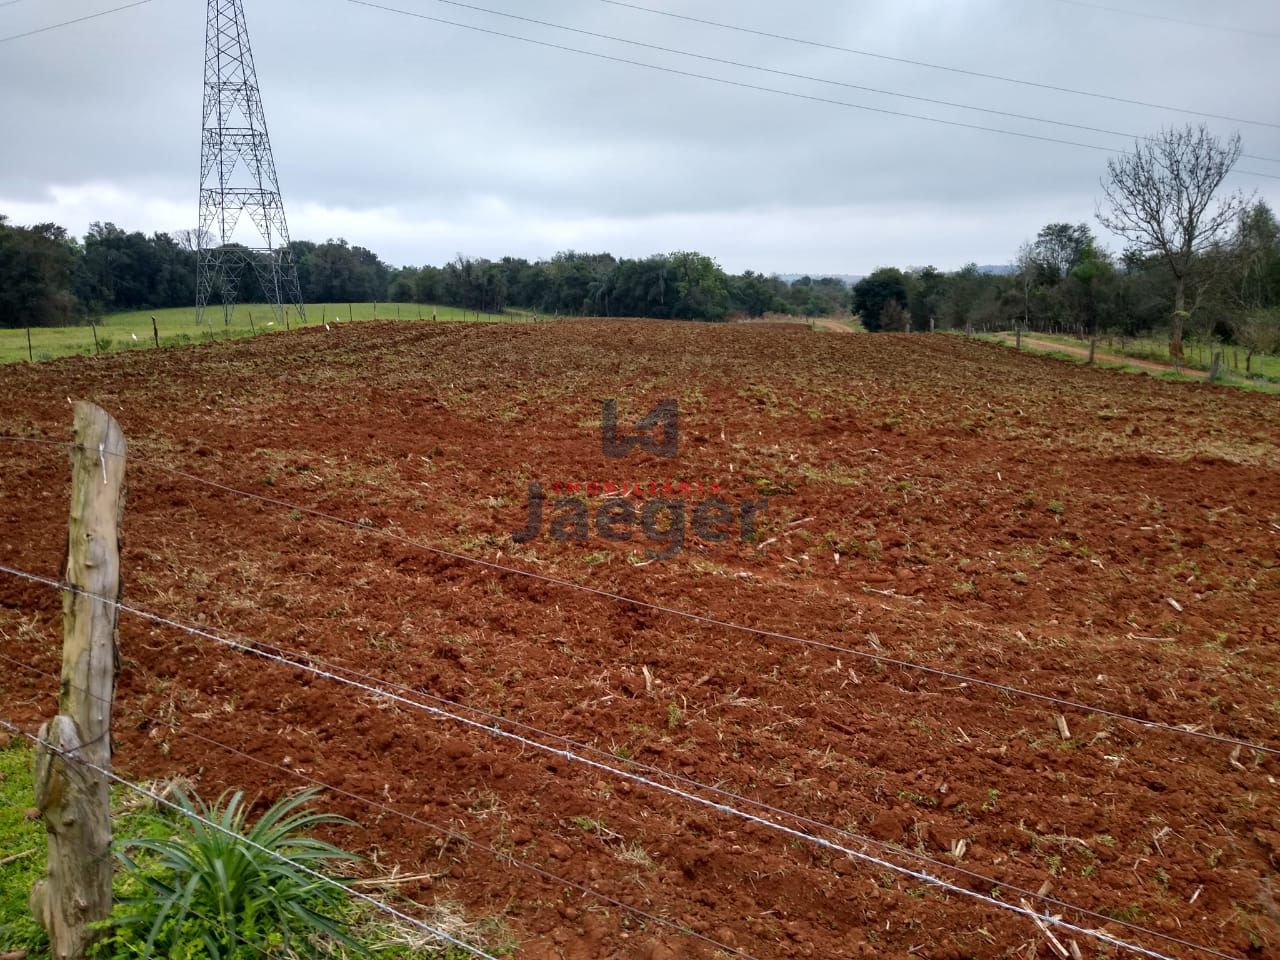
[1231,201,1280,311]
[852,268,908,332]
[907,266,947,331]
[0,217,80,327]
[1032,223,1095,285]
[1097,124,1249,361]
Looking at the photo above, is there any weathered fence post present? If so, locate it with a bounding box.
[27,327,34,362]
[30,402,126,960]
[151,316,159,349]
[89,321,100,356]
[1088,337,1097,365]
[1015,321,1022,351]
[1209,351,1223,384]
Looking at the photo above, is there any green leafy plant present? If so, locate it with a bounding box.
[106,786,364,959]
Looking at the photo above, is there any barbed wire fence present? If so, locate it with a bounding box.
[1,433,1274,759]
[0,566,1255,960]
[0,430,1273,958]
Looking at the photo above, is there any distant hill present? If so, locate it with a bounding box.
[775,273,863,286]
[775,266,1013,285]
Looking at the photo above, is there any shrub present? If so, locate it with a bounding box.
[104,787,364,959]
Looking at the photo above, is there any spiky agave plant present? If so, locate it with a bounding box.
[110,786,366,959]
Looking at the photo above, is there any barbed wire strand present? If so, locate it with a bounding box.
[0,721,283,960]
[0,655,760,959]
[0,717,500,960]
[0,566,1187,960]
[0,433,1274,759]
[0,645,1246,960]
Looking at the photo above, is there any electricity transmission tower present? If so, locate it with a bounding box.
[196,0,305,329]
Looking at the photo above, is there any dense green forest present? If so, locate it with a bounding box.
[0,216,845,327]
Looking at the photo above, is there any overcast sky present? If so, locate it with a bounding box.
[2,0,1278,275]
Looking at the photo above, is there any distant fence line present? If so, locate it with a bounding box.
[2,303,537,365]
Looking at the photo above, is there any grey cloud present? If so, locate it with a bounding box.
[2,0,1277,273]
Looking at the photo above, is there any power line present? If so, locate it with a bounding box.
[2,433,1275,757]
[0,718,501,960]
[1042,0,1280,40]
[342,0,1280,181]
[0,646,1245,960]
[0,579,1185,960]
[0,652,759,960]
[0,0,153,44]
[590,0,1280,131]
[419,0,1280,164]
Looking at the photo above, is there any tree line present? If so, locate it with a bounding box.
[855,208,1278,335]
[853,125,1280,364]
[0,218,845,327]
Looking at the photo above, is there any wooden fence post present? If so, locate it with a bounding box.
[27,327,34,362]
[1209,351,1222,384]
[1015,321,1021,351]
[1088,337,1097,365]
[89,321,100,356]
[151,316,160,349]
[30,402,126,960]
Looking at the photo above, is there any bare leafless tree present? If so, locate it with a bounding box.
[1097,124,1250,361]
[173,227,215,253]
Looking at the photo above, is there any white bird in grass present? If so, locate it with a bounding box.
[130,332,138,341]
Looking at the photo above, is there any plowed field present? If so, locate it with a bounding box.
[1,321,1278,959]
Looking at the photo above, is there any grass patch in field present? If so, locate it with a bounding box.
[0,303,533,365]
[0,739,46,957]
[1,742,510,958]
[979,331,1280,394]
[999,330,1280,380]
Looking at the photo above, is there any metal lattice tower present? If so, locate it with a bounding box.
[196,0,305,329]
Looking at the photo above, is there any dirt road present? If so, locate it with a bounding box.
[994,333,1193,376]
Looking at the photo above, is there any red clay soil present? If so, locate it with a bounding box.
[1,321,1278,959]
